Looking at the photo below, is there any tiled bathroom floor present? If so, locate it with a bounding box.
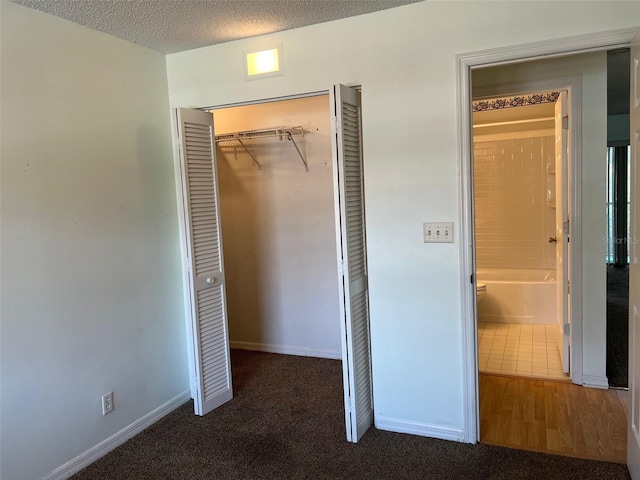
[477,322,569,380]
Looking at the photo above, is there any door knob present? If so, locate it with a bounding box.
[206,277,216,285]
[549,236,557,243]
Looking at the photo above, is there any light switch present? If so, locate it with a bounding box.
[423,222,454,243]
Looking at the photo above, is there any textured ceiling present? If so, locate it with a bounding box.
[11,0,422,54]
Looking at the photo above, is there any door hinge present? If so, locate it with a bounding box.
[563,220,570,235]
[562,115,569,130]
[567,281,570,295]
[563,323,571,336]
[338,259,345,276]
[470,273,474,285]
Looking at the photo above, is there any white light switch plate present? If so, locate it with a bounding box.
[423,222,454,243]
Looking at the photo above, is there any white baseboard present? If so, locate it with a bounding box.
[43,390,191,480]
[582,374,609,389]
[230,340,341,360]
[375,415,465,443]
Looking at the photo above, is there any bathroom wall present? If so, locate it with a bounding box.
[212,95,342,358]
[474,135,556,270]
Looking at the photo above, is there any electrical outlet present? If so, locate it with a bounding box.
[423,222,454,243]
[102,392,114,415]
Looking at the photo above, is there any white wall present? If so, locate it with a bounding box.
[0,3,187,479]
[213,96,341,357]
[473,52,609,385]
[166,1,638,439]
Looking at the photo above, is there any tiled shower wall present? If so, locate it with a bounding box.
[474,136,555,270]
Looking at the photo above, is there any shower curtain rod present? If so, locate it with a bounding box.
[473,117,555,129]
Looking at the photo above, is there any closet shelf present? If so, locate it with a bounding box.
[215,126,309,171]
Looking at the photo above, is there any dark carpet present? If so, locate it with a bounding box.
[71,350,630,480]
[607,265,629,388]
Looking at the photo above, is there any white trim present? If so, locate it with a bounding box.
[634,132,640,265]
[202,86,362,112]
[42,391,191,480]
[230,340,341,360]
[582,375,609,389]
[375,415,465,443]
[462,28,637,70]
[203,89,331,111]
[171,109,199,401]
[635,57,640,110]
[568,80,584,386]
[455,49,479,445]
[456,26,639,445]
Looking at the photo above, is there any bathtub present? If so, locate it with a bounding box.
[476,268,557,324]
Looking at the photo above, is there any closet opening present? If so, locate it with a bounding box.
[210,95,342,361]
[174,86,374,443]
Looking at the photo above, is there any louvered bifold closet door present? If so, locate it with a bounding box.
[176,108,233,416]
[330,84,373,443]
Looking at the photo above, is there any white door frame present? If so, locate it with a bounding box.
[456,27,639,444]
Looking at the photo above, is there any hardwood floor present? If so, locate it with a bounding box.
[479,374,628,464]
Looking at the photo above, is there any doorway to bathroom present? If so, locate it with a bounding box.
[472,90,571,382]
[457,28,640,466]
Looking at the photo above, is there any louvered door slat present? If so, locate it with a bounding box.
[192,226,218,235]
[192,210,216,218]
[177,108,233,417]
[331,85,373,443]
[195,251,219,262]
[195,286,230,400]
